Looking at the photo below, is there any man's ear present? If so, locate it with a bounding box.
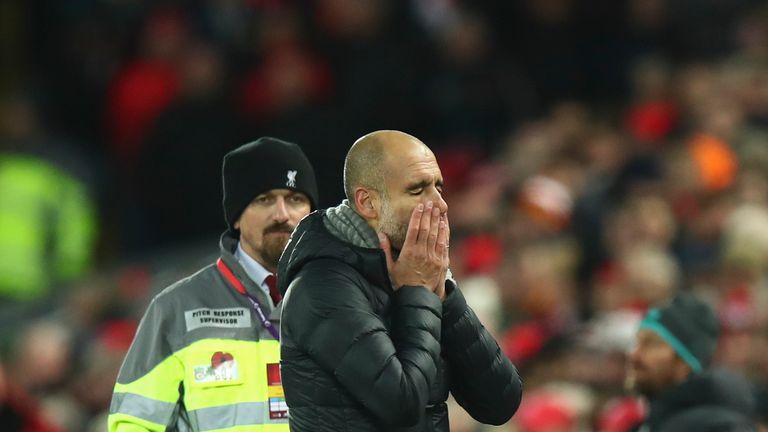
[354,187,378,220]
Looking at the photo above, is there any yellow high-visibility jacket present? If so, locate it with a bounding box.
[109,233,288,431]
[0,153,96,300]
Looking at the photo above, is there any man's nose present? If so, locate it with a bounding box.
[273,197,290,222]
[427,189,448,214]
[437,195,448,214]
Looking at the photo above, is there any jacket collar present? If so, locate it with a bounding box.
[277,210,392,296]
[218,231,272,302]
[645,369,756,427]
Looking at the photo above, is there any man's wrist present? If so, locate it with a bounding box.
[441,280,466,324]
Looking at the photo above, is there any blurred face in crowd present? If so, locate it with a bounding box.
[626,329,691,397]
[376,135,448,250]
[235,189,311,272]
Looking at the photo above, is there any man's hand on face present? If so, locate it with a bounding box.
[378,200,449,300]
[434,213,449,301]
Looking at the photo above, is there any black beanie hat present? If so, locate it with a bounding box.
[222,137,318,233]
[639,293,720,373]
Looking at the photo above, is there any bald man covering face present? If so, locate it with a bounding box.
[277,131,522,432]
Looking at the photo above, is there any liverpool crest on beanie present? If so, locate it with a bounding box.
[639,293,720,373]
[222,137,318,233]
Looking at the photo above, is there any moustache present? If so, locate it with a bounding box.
[263,223,295,235]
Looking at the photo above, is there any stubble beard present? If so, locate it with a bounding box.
[625,365,658,398]
[379,198,408,252]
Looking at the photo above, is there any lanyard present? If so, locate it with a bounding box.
[216,258,280,341]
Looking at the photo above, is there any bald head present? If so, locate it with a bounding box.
[343,130,428,204]
[345,130,446,247]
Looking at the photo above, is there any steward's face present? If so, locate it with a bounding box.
[236,189,310,271]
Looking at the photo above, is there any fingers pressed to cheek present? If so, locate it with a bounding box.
[405,203,424,247]
[428,207,440,251]
[436,220,447,246]
[437,221,448,259]
[418,201,433,245]
[443,214,451,245]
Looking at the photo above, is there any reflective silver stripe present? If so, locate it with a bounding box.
[110,392,177,426]
[177,410,194,432]
[191,401,288,430]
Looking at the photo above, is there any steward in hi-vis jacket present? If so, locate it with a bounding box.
[109,137,318,431]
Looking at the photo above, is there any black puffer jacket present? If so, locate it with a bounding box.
[638,369,756,432]
[277,210,522,432]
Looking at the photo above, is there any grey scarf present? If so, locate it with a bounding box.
[323,200,455,283]
[323,200,380,249]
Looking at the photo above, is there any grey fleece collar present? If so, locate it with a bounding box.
[323,200,380,249]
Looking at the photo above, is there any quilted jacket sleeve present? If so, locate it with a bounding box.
[281,260,443,427]
[442,281,523,425]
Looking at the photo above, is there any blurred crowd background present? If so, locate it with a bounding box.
[2,0,768,431]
